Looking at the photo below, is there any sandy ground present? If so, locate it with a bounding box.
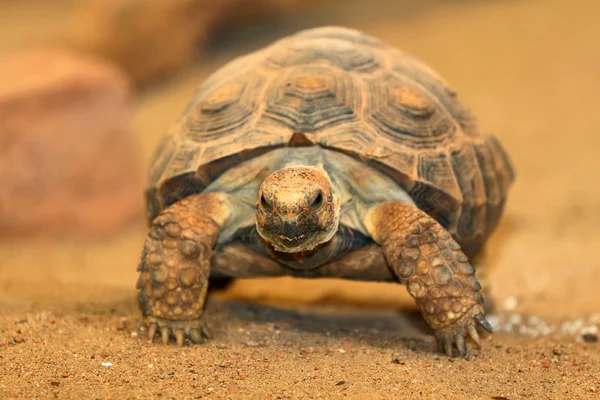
[1,0,600,398]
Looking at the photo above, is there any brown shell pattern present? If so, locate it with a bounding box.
[146,26,515,257]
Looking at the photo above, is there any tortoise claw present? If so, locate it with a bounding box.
[434,306,491,357]
[161,327,171,344]
[140,317,209,346]
[148,323,158,343]
[436,339,445,354]
[437,334,468,357]
[201,325,212,340]
[175,330,185,347]
[455,334,467,357]
[190,328,203,344]
[444,341,453,357]
[468,325,482,347]
[475,313,493,333]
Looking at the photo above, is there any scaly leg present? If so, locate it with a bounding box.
[364,201,492,357]
[136,192,231,345]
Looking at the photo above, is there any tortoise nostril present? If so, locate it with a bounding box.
[310,190,324,210]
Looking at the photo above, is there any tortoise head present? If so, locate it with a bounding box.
[255,166,340,253]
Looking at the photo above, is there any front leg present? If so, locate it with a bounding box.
[364,201,493,357]
[136,192,231,346]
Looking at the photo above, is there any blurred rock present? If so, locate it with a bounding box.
[0,49,143,239]
[63,0,328,87]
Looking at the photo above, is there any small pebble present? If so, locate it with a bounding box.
[552,348,562,356]
[579,325,599,343]
[101,362,112,368]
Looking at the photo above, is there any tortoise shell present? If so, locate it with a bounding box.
[146,26,515,257]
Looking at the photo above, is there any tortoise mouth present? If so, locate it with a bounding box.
[268,241,331,271]
[271,236,315,253]
[277,233,308,248]
[257,217,323,253]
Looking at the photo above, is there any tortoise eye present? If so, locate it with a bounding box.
[260,193,273,211]
[310,190,324,210]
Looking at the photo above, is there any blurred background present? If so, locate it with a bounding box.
[1,0,599,322]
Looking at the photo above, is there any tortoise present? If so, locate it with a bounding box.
[136,26,515,357]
